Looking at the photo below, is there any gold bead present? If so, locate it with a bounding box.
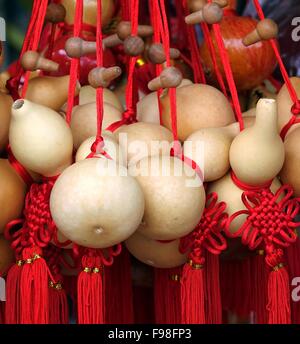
[189,259,204,270]
[16,260,23,266]
[93,267,100,274]
[170,274,180,282]
[257,249,265,256]
[136,57,145,67]
[84,267,92,273]
[273,263,284,271]
[33,254,41,260]
[55,283,62,290]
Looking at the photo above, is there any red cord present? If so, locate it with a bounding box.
[96,0,104,141]
[149,0,164,123]
[7,146,33,187]
[201,22,228,98]
[21,0,48,98]
[66,0,83,124]
[123,0,139,121]
[155,0,179,146]
[181,0,206,84]
[211,26,244,130]
[251,0,300,139]
[6,0,42,100]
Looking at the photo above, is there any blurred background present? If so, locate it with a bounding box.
[0,0,299,76]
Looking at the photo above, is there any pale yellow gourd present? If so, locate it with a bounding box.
[24,75,80,111]
[280,127,300,197]
[9,99,73,177]
[79,85,123,112]
[230,98,285,186]
[115,122,174,166]
[208,172,282,234]
[128,155,205,240]
[71,101,122,149]
[50,159,145,248]
[75,134,125,166]
[126,231,186,268]
[161,84,235,141]
[183,122,240,182]
[61,0,115,28]
[137,79,193,125]
[277,77,300,135]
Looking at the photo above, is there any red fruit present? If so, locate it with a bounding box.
[200,15,277,91]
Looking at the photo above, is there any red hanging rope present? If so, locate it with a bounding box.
[149,0,163,124]
[21,0,48,98]
[7,146,33,187]
[201,22,228,98]
[180,0,206,84]
[156,0,179,147]
[251,0,300,139]
[6,0,42,100]
[106,0,140,133]
[66,0,83,124]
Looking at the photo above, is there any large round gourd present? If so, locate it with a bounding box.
[128,155,205,240]
[160,84,235,141]
[50,158,145,248]
[116,122,174,166]
[71,102,122,149]
[126,231,186,268]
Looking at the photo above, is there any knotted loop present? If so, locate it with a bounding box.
[180,193,228,259]
[291,100,300,116]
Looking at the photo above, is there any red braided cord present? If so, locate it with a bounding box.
[156,0,179,146]
[21,0,48,97]
[123,0,139,120]
[201,22,228,98]
[211,26,244,130]
[181,0,206,84]
[204,0,243,130]
[7,146,33,187]
[121,0,131,21]
[93,0,105,154]
[251,0,300,138]
[6,0,41,100]
[149,0,163,124]
[46,23,57,60]
[66,0,83,124]
[230,170,273,192]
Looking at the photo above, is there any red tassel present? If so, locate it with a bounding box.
[267,264,291,324]
[205,252,222,324]
[77,255,103,324]
[49,282,69,324]
[5,262,22,324]
[105,248,134,324]
[154,267,181,324]
[181,261,206,324]
[252,251,268,324]
[20,246,49,324]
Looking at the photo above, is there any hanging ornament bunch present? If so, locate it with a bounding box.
[0,0,300,325]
